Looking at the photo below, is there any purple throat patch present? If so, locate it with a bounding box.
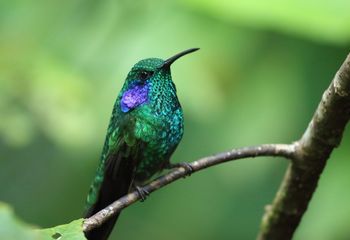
[121,84,149,112]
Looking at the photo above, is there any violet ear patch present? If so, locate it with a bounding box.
[120,84,149,112]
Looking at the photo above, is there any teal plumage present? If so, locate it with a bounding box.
[85,49,199,240]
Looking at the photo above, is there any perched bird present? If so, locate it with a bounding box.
[84,48,199,240]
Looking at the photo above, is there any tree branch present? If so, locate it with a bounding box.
[83,144,295,232]
[257,53,350,239]
[83,53,350,239]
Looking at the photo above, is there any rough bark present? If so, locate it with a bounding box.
[258,53,350,240]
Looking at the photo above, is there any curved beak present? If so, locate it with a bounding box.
[162,48,200,68]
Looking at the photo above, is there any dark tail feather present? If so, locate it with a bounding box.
[84,212,120,240]
[84,180,123,240]
[84,146,136,240]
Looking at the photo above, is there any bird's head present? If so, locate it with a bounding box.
[120,48,199,113]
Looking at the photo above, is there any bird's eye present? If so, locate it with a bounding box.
[139,71,153,81]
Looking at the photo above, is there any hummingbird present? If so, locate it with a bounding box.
[84,48,199,240]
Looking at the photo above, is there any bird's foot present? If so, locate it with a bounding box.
[167,162,194,177]
[134,185,150,202]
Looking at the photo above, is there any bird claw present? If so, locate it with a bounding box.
[168,162,193,177]
[135,186,150,202]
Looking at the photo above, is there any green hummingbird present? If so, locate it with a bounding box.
[84,48,199,240]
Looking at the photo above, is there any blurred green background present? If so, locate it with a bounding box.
[1,0,350,239]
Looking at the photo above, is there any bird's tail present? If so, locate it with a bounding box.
[84,147,137,240]
[84,173,130,240]
[84,211,120,240]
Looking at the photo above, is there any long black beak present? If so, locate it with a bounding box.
[162,48,199,68]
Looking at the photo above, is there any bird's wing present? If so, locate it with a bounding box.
[86,114,144,213]
[85,114,146,240]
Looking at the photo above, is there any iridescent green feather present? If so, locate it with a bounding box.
[85,49,198,240]
[86,58,184,209]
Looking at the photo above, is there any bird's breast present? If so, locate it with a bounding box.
[131,105,184,181]
[133,106,183,145]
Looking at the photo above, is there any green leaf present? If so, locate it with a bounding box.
[0,202,86,240]
[0,202,40,240]
[39,219,86,240]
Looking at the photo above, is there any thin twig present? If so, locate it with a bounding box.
[83,144,295,232]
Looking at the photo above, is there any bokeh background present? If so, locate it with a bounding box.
[1,1,350,239]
